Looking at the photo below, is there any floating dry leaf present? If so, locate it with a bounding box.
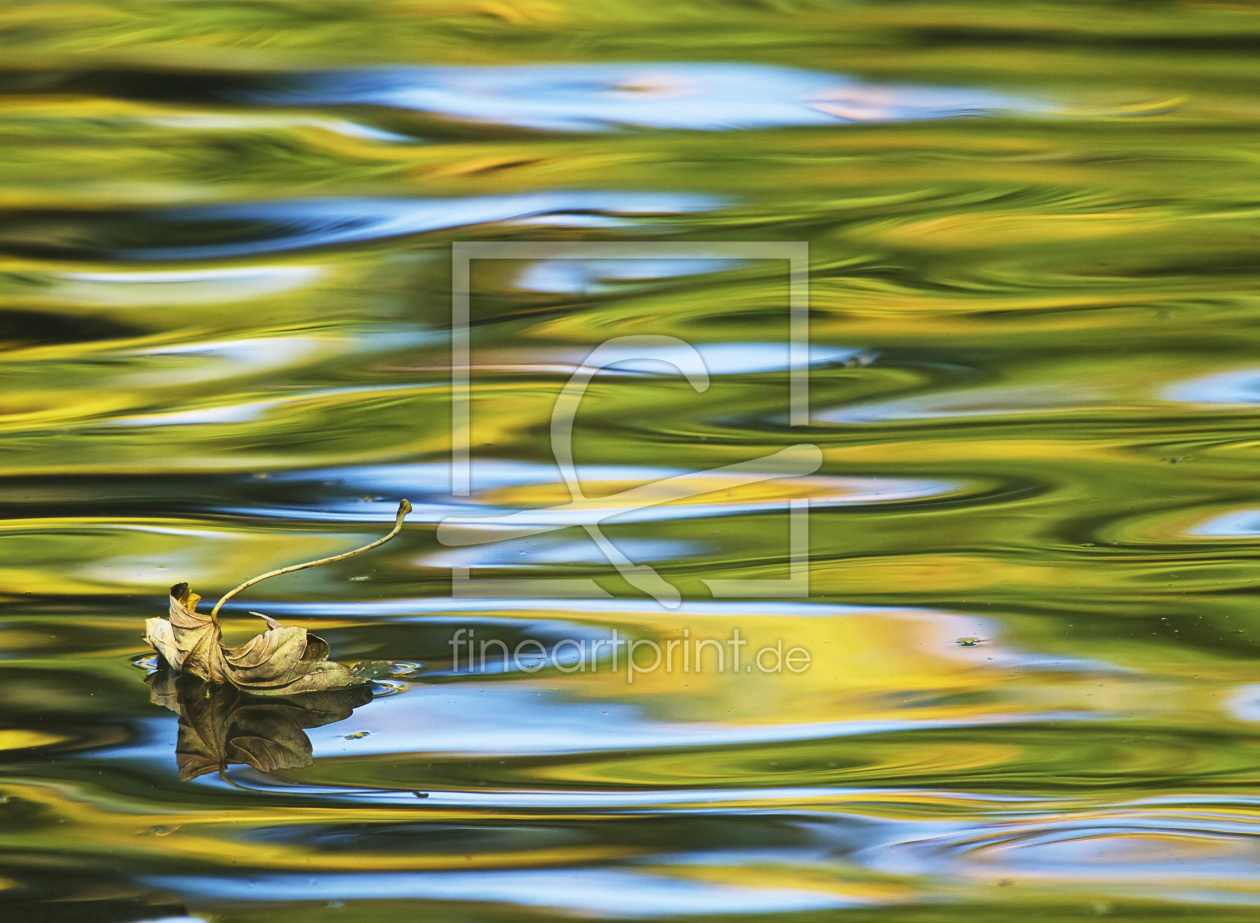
[144,584,225,683]
[143,500,410,695]
[146,583,361,694]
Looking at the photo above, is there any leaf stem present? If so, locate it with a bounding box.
[209,500,412,620]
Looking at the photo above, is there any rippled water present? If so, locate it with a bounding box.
[4,2,1260,921]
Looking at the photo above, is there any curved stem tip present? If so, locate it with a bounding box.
[209,499,411,620]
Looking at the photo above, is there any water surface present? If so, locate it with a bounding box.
[3,1,1260,921]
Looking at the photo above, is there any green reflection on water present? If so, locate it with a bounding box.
[2,0,1260,920]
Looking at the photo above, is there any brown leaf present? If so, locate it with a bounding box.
[142,501,411,695]
[145,583,230,684]
[221,625,358,696]
[145,583,363,695]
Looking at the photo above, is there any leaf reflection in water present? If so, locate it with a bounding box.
[147,671,372,782]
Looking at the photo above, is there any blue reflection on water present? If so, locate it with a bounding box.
[308,681,1090,757]
[518,257,743,291]
[245,63,1037,132]
[1165,369,1260,404]
[148,867,867,915]
[1188,509,1260,536]
[120,193,725,260]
